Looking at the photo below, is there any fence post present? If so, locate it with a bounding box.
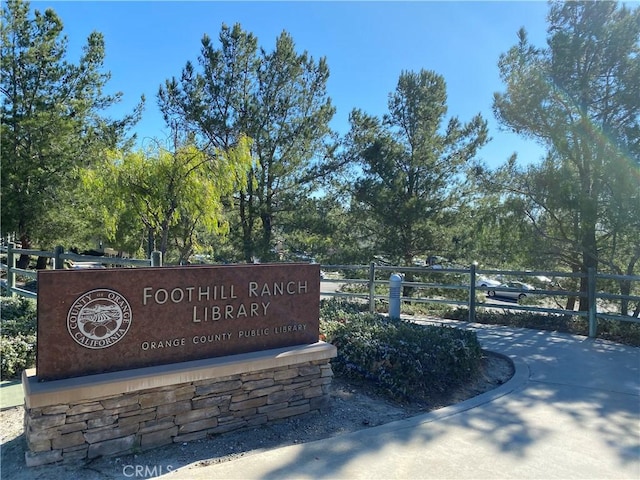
[469,263,477,323]
[7,242,16,298]
[389,273,402,319]
[151,251,163,267]
[54,245,65,270]
[369,262,376,314]
[588,267,597,338]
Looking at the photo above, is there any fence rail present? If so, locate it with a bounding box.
[1,245,638,338]
[319,262,640,338]
[0,243,162,298]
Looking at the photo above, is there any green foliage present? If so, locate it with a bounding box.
[1,334,36,379]
[320,300,482,402]
[319,298,369,319]
[0,0,141,250]
[343,69,489,267]
[492,1,640,306]
[1,296,37,379]
[595,319,640,347]
[445,308,640,347]
[1,296,37,335]
[159,23,338,263]
[399,302,454,317]
[80,136,254,262]
[277,196,350,264]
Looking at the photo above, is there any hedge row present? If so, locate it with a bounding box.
[320,299,482,402]
[445,308,640,347]
[1,296,37,379]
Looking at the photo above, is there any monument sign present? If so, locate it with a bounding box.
[36,263,320,380]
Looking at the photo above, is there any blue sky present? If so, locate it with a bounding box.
[35,1,552,169]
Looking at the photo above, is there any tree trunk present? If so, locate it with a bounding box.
[159,221,170,257]
[619,253,639,316]
[260,210,272,261]
[565,265,580,310]
[239,194,254,263]
[16,234,31,269]
[578,194,598,312]
[402,254,415,298]
[147,229,155,258]
[402,272,414,298]
[619,280,631,316]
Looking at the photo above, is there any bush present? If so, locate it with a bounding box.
[1,334,36,379]
[595,319,640,346]
[319,298,369,318]
[1,296,37,335]
[445,308,640,347]
[1,296,37,379]
[320,300,482,402]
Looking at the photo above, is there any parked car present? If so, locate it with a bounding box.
[488,281,535,300]
[67,261,106,269]
[476,276,501,288]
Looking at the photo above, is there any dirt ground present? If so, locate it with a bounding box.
[0,351,513,480]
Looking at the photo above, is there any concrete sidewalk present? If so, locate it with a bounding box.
[2,322,638,479]
[167,321,640,479]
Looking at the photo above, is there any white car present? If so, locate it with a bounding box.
[68,261,106,269]
[488,281,535,300]
[476,276,501,288]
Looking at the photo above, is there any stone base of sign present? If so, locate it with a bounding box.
[22,341,336,467]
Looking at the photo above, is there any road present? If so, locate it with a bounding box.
[320,280,343,298]
[319,284,569,318]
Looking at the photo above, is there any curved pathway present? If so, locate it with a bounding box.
[169,320,640,479]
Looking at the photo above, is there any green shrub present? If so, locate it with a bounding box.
[320,301,482,402]
[586,319,640,346]
[399,302,454,317]
[445,308,640,346]
[1,296,36,322]
[1,334,36,379]
[1,296,37,379]
[1,296,37,336]
[319,298,368,318]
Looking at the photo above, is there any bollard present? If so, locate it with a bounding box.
[151,250,163,267]
[389,273,402,319]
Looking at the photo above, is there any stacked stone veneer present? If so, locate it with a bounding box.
[22,342,336,467]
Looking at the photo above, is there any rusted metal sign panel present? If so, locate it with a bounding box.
[36,264,320,381]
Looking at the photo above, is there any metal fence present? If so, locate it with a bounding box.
[319,262,640,337]
[0,243,161,299]
[2,245,638,338]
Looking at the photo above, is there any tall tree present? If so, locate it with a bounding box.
[344,70,488,268]
[466,159,550,270]
[80,134,253,263]
[493,1,640,310]
[158,23,337,262]
[0,0,140,263]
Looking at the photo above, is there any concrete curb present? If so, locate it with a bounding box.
[343,353,529,437]
[164,353,534,479]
